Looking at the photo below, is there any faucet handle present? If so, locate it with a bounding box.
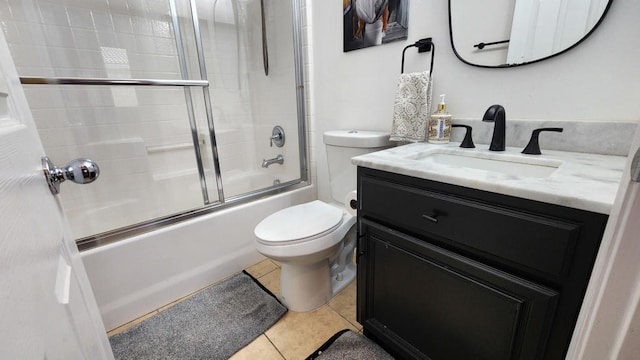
[521,128,563,155]
[270,134,281,147]
[270,125,285,147]
[451,124,475,148]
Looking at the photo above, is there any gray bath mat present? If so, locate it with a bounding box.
[109,271,286,360]
[306,329,395,360]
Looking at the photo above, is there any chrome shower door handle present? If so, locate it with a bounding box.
[260,0,269,76]
[42,156,100,195]
[631,148,640,182]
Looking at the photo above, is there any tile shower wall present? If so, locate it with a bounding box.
[0,0,305,238]
[2,0,183,78]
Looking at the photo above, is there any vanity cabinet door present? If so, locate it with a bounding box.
[359,220,558,360]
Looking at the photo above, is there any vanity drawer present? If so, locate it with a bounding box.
[359,177,580,278]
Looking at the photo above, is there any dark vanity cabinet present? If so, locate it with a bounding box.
[356,167,608,360]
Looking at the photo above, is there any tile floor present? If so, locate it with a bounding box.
[107,259,361,360]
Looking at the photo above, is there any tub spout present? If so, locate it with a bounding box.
[262,154,284,168]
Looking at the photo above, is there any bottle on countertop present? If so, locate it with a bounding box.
[428,94,452,144]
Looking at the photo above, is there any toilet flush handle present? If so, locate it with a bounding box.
[349,199,358,210]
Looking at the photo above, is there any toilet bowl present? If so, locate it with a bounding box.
[254,130,392,312]
[255,200,356,312]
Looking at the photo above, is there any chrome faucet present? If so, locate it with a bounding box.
[262,154,284,168]
[482,104,506,151]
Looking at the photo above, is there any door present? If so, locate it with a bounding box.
[567,125,640,359]
[0,32,113,359]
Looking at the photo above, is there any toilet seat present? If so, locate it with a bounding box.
[254,200,344,246]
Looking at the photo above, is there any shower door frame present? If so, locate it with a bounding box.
[20,0,308,251]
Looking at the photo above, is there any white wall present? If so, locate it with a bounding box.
[309,0,640,202]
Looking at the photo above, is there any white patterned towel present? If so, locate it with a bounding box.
[390,71,433,142]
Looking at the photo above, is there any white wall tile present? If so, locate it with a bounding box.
[23,87,65,109]
[106,0,129,15]
[72,28,99,49]
[1,23,28,45]
[37,127,73,148]
[47,46,80,69]
[31,108,68,129]
[8,44,50,68]
[43,24,76,47]
[151,19,170,38]
[134,35,156,54]
[38,2,69,26]
[131,16,153,36]
[67,7,93,29]
[146,0,169,17]
[77,0,109,12]
[115,32,136,50]
[96,30,118,47]
[154,37,175,55]
[112,14,133,33]
[76,49,105,72]
[0,2,11,18]
[6,0,30,21]
[91,11,114,32]
[59,87,90,107]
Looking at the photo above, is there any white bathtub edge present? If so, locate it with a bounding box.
[81,186,314,331]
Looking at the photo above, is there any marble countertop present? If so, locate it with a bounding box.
[352,142,627,214]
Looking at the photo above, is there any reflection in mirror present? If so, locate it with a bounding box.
[449,0,612,67]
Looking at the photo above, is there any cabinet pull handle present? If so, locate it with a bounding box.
[422,213,439,223]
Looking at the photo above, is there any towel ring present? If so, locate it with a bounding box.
[401,38,435,76]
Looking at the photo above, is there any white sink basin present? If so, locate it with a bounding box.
[404,149,562,178]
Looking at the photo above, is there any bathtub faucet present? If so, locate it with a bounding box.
[262,154,284,168]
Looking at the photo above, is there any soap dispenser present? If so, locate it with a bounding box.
[428,94,452,144]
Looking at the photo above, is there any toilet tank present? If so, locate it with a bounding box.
[323,130,392,203]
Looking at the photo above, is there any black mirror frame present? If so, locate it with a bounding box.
[448,0,614,68]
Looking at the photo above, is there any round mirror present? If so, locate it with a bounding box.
[449,0,613,68]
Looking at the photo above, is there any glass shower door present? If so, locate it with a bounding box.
[0,0,218,239]
[0,0,307,242]
[194,0,302,198]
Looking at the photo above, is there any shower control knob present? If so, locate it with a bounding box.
[42,156,100,195]
[270,125,285,147]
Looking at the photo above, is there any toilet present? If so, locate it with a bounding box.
[254,130,392,312]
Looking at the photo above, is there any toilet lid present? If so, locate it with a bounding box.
[255,200,343,243]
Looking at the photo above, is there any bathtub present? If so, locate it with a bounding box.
[81,185,314,331]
